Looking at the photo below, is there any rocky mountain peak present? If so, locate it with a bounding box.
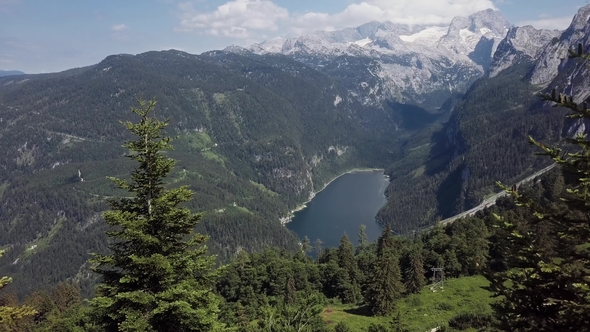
[566,4,590,34]
[242,8,515,110]
[438,9,511,61]
[468,8,511,34]
[488,25,561,77]
[530,4,590,85]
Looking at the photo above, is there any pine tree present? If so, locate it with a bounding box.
[403,248,426,294]
[356,224,368,255]
[301,236,312,254]
[285,277,297,305]
[486,45,590,330]
[314,239,324,260]
[337,234,362,304]
[89,99,223,332]
[366,225,404,316]
[0,250,36,330]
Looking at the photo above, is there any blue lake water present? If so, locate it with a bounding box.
[286,170,389,249]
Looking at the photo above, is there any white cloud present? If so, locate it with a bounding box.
[177,0,497,39]
[517,16,572,30]
[111,24,128,31]
[177,0,288,38]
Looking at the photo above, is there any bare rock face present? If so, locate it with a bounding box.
[530,5,590,86]
[489,26,561,78]
[240,9,512,110]
[438,8,511,64]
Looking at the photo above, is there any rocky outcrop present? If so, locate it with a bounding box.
[530,5,590,86]
[489,26,561,78]
[239,9,512,110]
[438,8,511,68]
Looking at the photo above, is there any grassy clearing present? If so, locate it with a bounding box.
[412,165,426,178]
[202,150,226,166]
[185,131,213,150]
[321,275,493,332]
[182,131,226,166]
[249,180,279,197]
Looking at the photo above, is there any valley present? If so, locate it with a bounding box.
[0,4,584,296]
[1,2,590,331]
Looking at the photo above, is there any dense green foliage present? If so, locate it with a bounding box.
[485,49,590,331]
[5,181,573,331]
[89,100,223,331]
[379,62,564,234]
[365,226,404,316]
[0,250,36,330]
[0,50,406,296]
[2,34,589,332]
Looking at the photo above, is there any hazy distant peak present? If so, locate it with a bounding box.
[0,70,25,77]
[223,45,252,55]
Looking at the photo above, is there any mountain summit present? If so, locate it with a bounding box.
[249,9,510,62]
[240,9,513,110]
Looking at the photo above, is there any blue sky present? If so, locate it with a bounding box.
[0,0,587,73]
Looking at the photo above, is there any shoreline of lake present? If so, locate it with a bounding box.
[279,168,387,226]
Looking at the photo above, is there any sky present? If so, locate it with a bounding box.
[0,0,588,74]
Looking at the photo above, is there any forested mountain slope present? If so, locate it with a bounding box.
[0,50,404,296]
[378,5,590,233]
[4,5,589,298]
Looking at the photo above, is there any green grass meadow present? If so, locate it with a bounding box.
[321,276,494,332]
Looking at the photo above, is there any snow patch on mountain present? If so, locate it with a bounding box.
[350,37,372,47]
[243,9,512,109]
[399,26,447,47]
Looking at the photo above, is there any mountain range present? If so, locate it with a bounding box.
[0,70,25,77]
[380,4,590,232]
[2,4,590,296]
[240,9,514,110]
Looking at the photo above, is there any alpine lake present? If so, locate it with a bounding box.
[286,170,389,249]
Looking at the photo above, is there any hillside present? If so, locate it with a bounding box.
[2,4,589,300]
[0,50,406,296]
[377,6,590,233]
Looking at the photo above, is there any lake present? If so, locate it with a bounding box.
[286,170,389,249]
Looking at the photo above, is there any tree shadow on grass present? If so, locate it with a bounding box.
[343,305,373,317]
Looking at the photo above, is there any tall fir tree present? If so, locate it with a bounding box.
[314,239,324,261]
[356,224,369,255]
[301,236,312,254]
[89,99,223,332]
[403,246,426,295]
[366,225,404,316]
[337,234,362,304]
[486,45,590,331]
